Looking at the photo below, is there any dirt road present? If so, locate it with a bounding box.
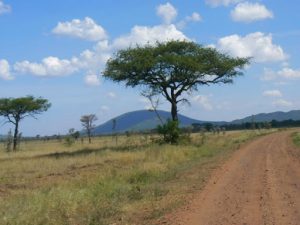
[164,131,300,225]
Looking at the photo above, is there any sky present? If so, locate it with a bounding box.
[0,0,300,136]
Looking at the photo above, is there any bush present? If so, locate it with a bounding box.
[157,120,180,144]
[64,136,75,147]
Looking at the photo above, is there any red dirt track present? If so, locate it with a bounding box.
[164,131,300,225]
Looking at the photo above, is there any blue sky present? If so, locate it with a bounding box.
[0,0,300,136]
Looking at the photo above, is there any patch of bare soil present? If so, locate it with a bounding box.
[161,131,300,225]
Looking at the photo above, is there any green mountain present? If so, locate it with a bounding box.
[93,109,300,135]
[231,110,300,124]
[93,110,223,135]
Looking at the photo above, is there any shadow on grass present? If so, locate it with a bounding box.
[43,144,152,159]
[0,144,150,162]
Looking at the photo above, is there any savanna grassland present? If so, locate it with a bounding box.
[0,130,276,225]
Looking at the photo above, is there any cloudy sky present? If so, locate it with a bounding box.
[0,0,299,136]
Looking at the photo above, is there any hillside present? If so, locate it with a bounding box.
[232,110,300,124]
[93,110,223,134]
[93,109,300,135]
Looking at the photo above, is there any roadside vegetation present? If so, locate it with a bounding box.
[292,131,300,148]
[0,130,274,225]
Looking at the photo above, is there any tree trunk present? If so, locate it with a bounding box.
[13,120,19,151]
[88,130,91,144]
[171,101,178,121]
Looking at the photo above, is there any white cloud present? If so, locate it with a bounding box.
[272,99,293,107]
[192,95,213,111]
[108,92,116,98]
[14,23,188,79]
[52,17,107,41]
[263,90,282,97]
[113,24,188,49]
[262,67,300,80]
[217,32,287,62]
[278,67,300,79]
[156,2,177,24]
[14,56,80,76]
[78,42,111,71]
[177,12,202,29]
[205,0,242,7]
[0,59,13,80]
[84,73,100,86]
[188,12,202,22]
[231,2,273,23]
[0,0,11,15]
[11,3,191,82]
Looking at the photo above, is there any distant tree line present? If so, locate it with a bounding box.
[189,119,300,132]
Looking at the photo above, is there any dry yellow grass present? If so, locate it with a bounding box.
[0,130,275,225]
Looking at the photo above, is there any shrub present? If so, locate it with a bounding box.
[157,120,180,144]
[64,136,75,147]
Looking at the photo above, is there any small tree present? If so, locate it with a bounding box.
[103,40,249,143]
[142,90,164,125]
[0,96,51,150]
[64,128,77,147]
[80,114,97,144]
[68,129,80,141]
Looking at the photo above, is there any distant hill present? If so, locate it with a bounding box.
[93,110,224,135]
[232,110,300,124]
[93,109,300,135]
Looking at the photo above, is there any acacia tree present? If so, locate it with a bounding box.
[0,96,51,150]
[103,40,249,142]
[80,114,97,143]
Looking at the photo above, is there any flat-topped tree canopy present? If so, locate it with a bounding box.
[0,96,51,122]
[103,40,250,122]
[0,96,51,150]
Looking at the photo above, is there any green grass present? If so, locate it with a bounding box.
[0,130,275,225]
[292,132,300,148]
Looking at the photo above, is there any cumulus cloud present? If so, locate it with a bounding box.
[113,24,188,49]
[278,67,300,79]
[156,2,177,24]
[84,73,100,86]
[0,59,13,80]
[231,2,273,23]
[217,32,287,62]
[272,99,293,107]
[263,90,282,97]
[52,17,107,41]
[177,12,202,29]
[14,22,188,79]
[192,95,213,111]
[11,3,191,82]
[262,67,300,80]
[0,0,11,15]
[14,56,80,76]
[205,0,242,7]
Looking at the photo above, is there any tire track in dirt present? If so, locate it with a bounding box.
[162,131,300,225]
